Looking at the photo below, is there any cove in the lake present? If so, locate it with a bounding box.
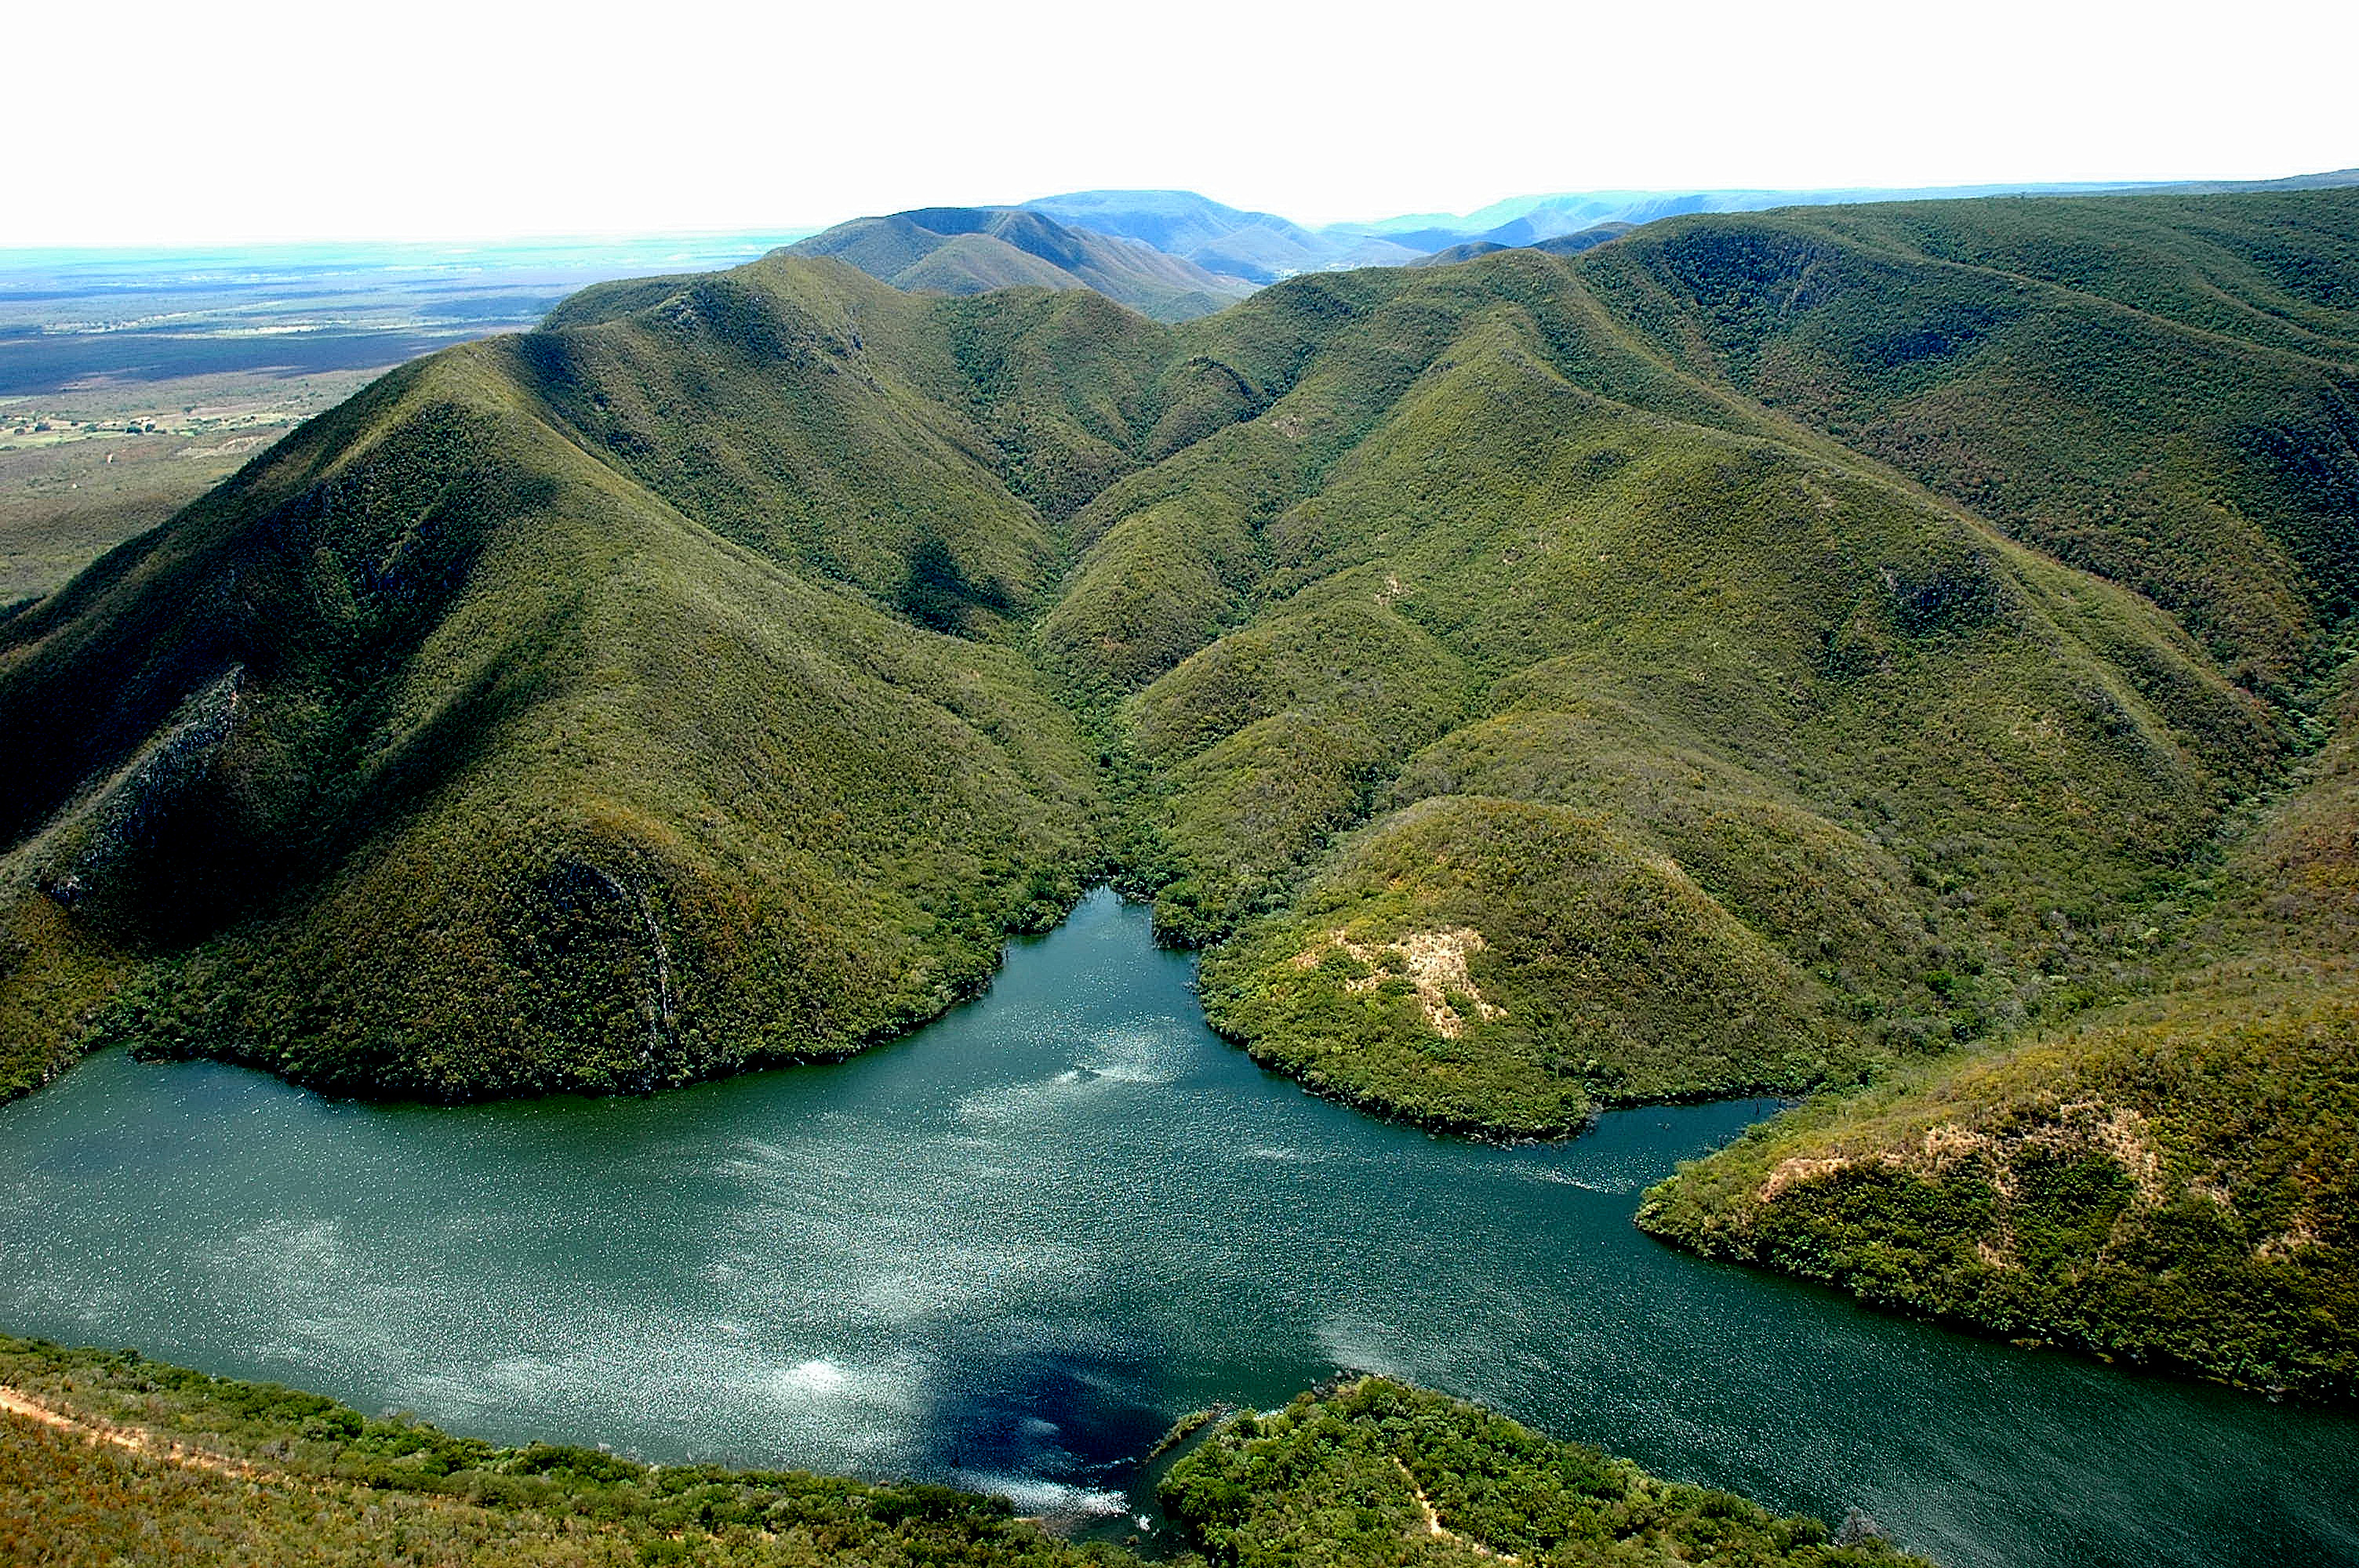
[2,888,2354,1566]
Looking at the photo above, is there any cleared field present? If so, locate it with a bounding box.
[0,367,391,602]
[0,232,806,602]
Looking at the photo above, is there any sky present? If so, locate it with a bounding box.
[11,0,2357,245]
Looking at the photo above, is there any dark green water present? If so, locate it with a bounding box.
[2,890,2353,1566]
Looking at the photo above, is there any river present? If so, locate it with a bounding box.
[1,888,2352,1566]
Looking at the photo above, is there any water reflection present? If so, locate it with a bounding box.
[2,890,2353,1568]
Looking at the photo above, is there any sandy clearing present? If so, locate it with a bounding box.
[1394,1454,1516,1560]
[1295,927,1505,1039]
[0,1382,259,1478]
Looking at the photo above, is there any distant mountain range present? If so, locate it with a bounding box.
[784,205,1250,321]
[1018,190,1423,281]
[1409,223,1634,268]
[785,170,2359,318]
[1325,167,2359,251]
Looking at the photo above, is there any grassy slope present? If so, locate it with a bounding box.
[0,1337,1123,1568]
[1577,191,2359,690]
[1636,677,2359,1398]
[1110,245,2288,1133]
[1562,193,2359,1396]
[0,260,1147,1099]
[0,191,2352,1160]
[1159,1377,1928,1567]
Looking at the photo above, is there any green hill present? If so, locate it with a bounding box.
[1577,192,2359,689]
[1161,1377,1929,1566]
[0,260,1139,1100]
[787,206,1252,321]
[1635,672,2359,1399]
[2,186,2354,1195]
[1117,247,2290,1132]
[1150,190,2359,1370]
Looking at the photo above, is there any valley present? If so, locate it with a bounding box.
[3,181,2358,1565]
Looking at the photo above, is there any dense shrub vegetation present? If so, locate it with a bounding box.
[0,1336,1126,1567]
[1579,193,2359,690]
[1159,1377,1931,1566]
[1147,238,2303,1131]
[1639,679,2359,1397]
[0,1343,1925,1567]
[0,189,2353,1352]
[0,264,1121,1100]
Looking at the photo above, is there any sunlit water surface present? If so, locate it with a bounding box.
[2,891,2354,1566]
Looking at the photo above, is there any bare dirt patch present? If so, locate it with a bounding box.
[0,1383,258,1478]
[1394,1455,1516,1560]
[1295,926,1505,1038]
[1754,1101,2167,1217]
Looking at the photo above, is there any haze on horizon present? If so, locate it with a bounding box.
[10,0,2357,246]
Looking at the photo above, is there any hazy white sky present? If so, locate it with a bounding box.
[11,0,2355,245]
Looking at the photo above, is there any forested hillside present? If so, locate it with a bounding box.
[1,190,2354,1385]
[1161,1377,1929,1566]
[0,263,1132,1099]
[1637,672,2359,1397]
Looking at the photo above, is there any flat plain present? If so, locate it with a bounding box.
[0,234,805,603]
